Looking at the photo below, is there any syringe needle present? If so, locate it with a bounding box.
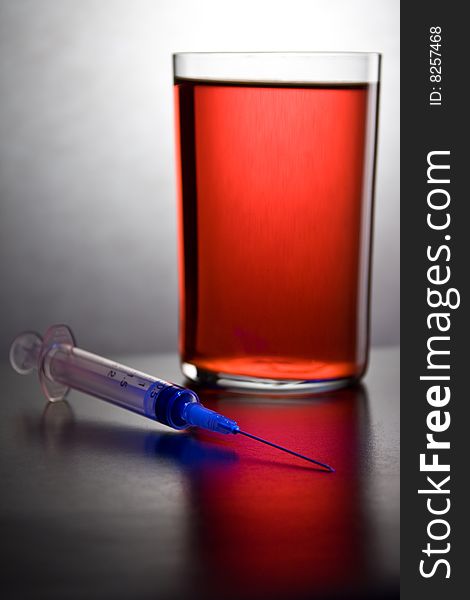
[237,430,335,472]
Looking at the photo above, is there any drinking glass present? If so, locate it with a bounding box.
[173,52,380,390]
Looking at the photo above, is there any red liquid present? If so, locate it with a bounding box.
[174,81,378,382]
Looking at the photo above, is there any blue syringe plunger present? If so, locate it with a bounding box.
[10,324,334,471]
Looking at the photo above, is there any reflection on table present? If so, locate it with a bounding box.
[15,381,397,599]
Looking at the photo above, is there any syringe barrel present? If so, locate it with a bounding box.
[43,345,198,429]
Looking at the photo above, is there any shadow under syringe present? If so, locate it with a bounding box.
[20,400,238,469]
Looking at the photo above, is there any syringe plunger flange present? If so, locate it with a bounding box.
[10,331,43,375]
[10,324,76,402]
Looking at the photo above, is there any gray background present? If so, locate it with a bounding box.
[0,0,399,356]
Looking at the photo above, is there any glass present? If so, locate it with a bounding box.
[173,52,380,390]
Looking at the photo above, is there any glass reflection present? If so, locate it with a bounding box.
[186,383,379,599]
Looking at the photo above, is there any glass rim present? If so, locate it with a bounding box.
[173,51,381,57]
[173,52,381,84]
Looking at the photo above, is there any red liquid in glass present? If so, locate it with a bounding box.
[174,81,378,382]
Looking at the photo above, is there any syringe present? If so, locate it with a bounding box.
[9,324,334,472]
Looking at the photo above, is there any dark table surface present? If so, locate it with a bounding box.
[0,347,399,600]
